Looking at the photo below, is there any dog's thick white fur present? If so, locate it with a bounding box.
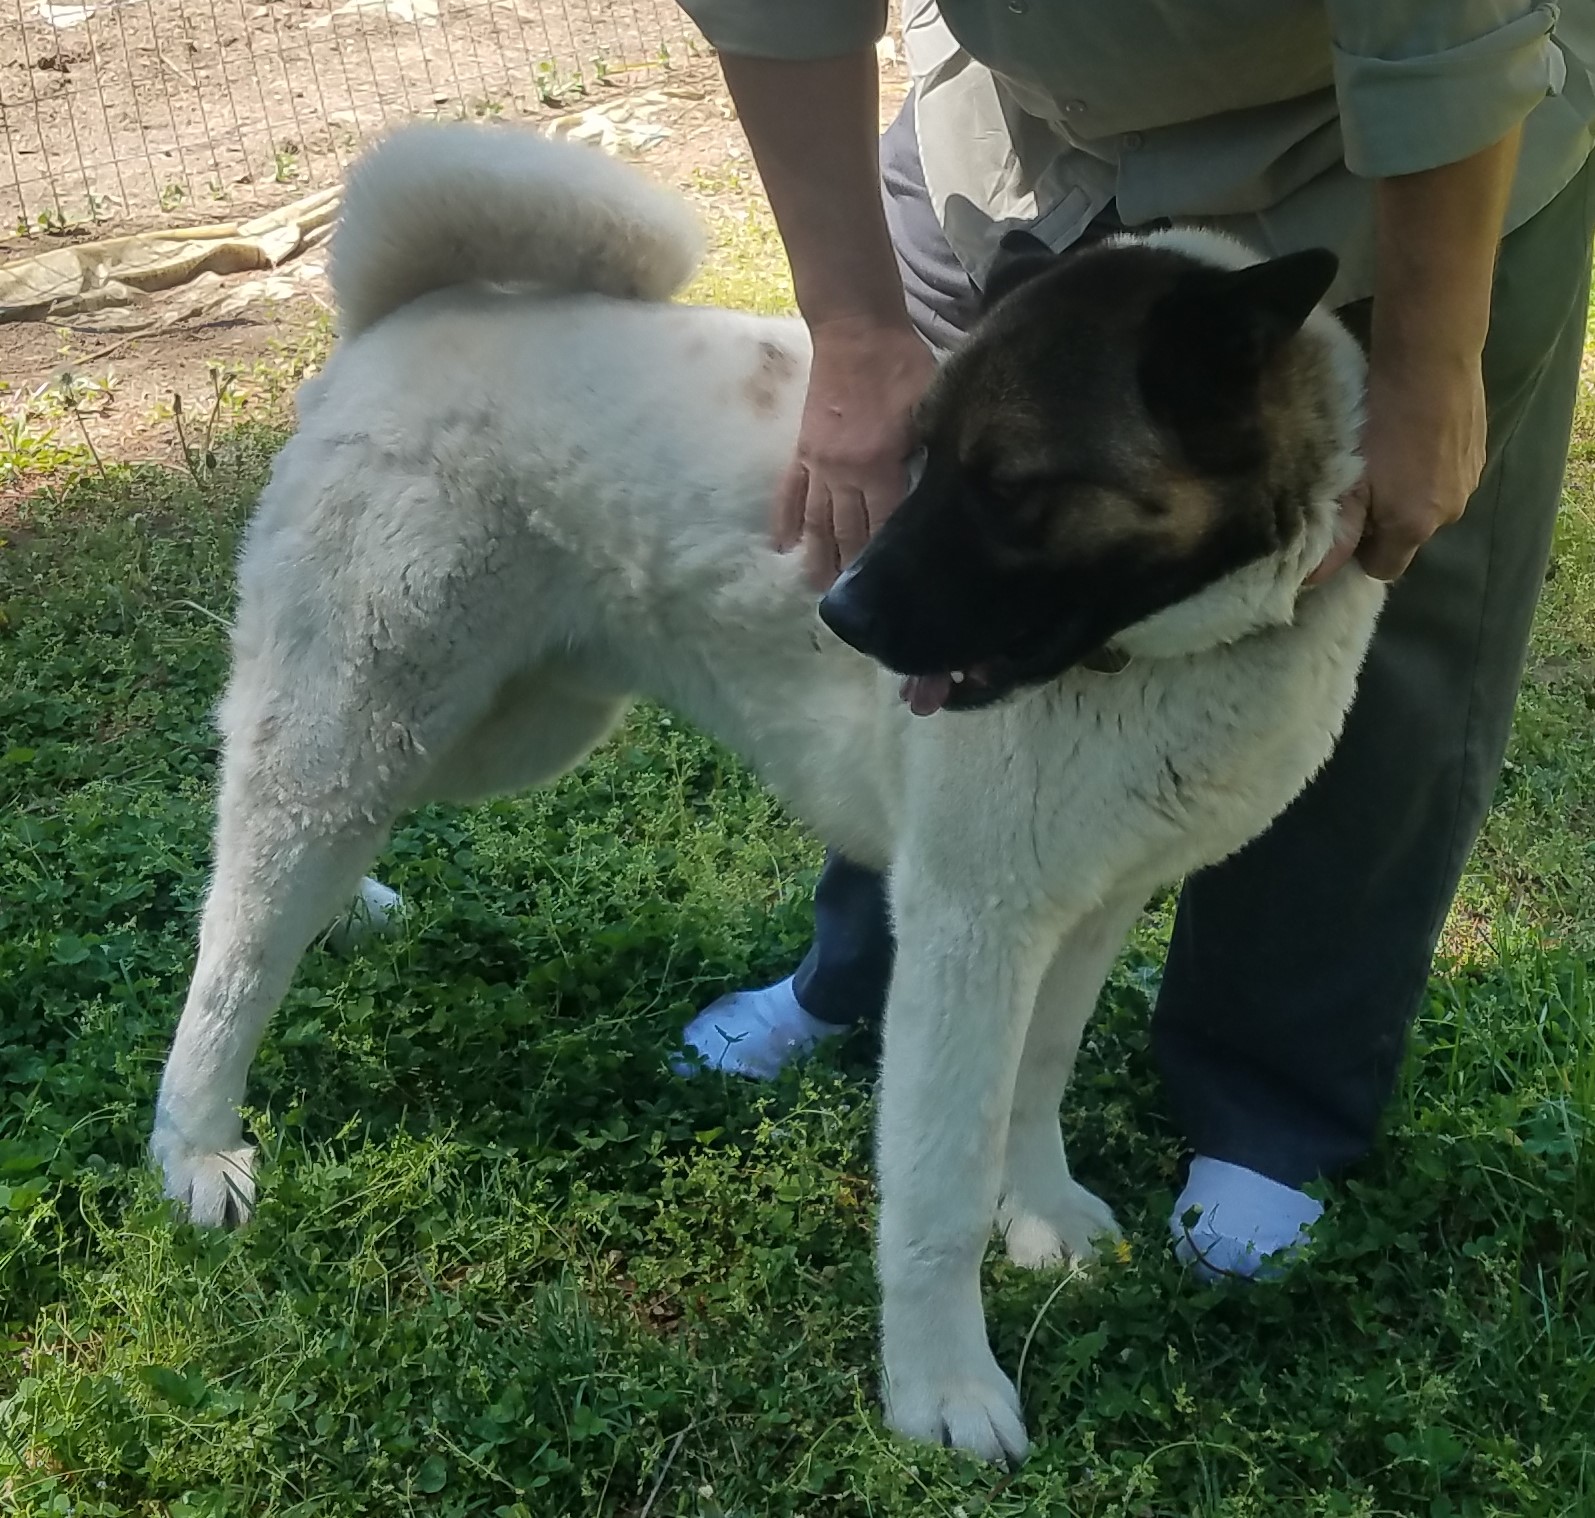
[151,124,1384,1463]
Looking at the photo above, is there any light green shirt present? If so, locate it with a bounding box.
[679,1,1595,304]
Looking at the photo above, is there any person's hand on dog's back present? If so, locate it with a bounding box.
[774,315,936,590]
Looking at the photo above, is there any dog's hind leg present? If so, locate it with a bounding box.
[997,894,1142,1270]
[153,795,389,1227]
[152,646,624,1224]
[150,645,489,1225]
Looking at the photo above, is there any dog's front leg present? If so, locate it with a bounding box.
[998,894,1141,1270]
[874,882,1057,1466]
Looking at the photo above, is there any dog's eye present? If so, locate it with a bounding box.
[977,476,1056,552]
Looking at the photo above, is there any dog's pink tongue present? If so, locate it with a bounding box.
[900,673,953,717]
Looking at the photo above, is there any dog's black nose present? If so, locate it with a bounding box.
[818,572,878,653]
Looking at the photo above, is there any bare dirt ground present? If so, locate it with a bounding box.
[3,0,700,234]
[0,47,911,494]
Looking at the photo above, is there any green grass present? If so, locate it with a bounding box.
[1,232,1593,1515]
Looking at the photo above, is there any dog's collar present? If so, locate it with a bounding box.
[1079,572,1326,677]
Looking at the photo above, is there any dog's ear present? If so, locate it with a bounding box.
[1145,249,1338,388]
[980,229,1058,312]
[1138,248,1338,468]
[1209,248,1339,371]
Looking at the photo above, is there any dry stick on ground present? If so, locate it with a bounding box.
[637,1425,692,1518]
[51,327,145,366]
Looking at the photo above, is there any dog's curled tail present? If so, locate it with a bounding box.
[331,122,705,338]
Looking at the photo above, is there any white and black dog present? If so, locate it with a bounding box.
[150,124,1383,1463]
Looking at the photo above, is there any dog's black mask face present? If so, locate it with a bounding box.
[817,237,1340,712]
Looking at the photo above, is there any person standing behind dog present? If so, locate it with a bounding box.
[674,0,1595,1279]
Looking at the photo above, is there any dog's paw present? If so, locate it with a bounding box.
[322,876,403,956]
[884,1351,1028,1466]
[1000,1178,1121,1270]
[151,1125,257,1228]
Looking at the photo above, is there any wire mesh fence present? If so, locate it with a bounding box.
[2,0,703,235]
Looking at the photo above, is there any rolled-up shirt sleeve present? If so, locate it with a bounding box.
[677,0,887,59]
[1330,2,1567,177]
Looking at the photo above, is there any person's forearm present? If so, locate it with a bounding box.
[1370,127,1523,376]
[1316,126,1527,583]
[720,49,911,330]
